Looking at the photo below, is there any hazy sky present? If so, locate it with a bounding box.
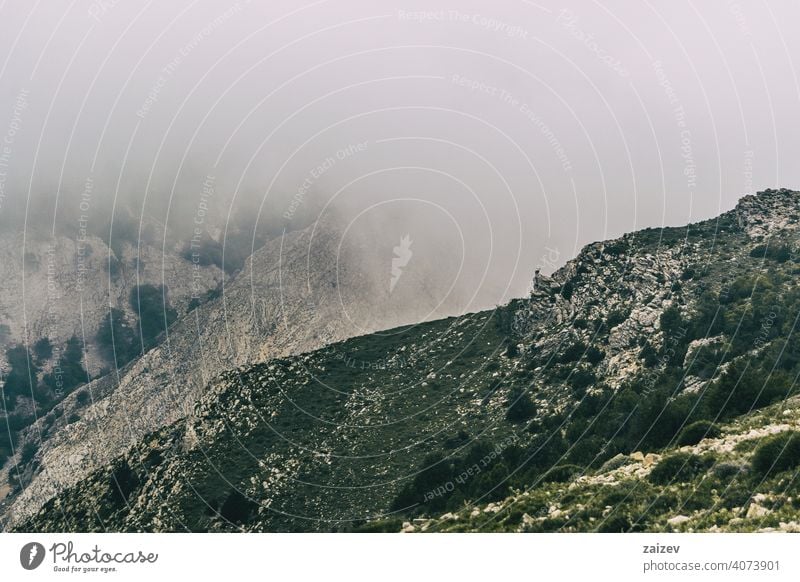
[0,0,798,304]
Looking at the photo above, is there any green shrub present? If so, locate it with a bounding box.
[19,439,38,466]
[33,337,53,362]
[703,364,791,419]
[543,464,582,483]
[504,342,519,358]
[506,387,537,422]
[585,346,605,365]
[444,430,470,449]
[570,368,596,393]
[6,412,32,432]
[559,341,587,364]
[639,342,659,367]
[713,462,746,480]
[751,431,800,477]
[750,243,791,263]
[0,428,15,470]
[219,489,259,525]
[660,306,683,336]
[559,281,574,300]
[59,336,87,392]
[602,241,628,256]
[42,336,88,397]
[2,344,39,405]
[130,285,178,348]
[719,278,745,304]
[649,453,712,485]
[676,420,721,447]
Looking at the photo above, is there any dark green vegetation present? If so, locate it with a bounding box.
[648,452,714,485]
[186,284,222,313]
[95,284,179,366]
[17,313,525,531]
[1,335,88,471]
[3,335,88,409]
[129,284,178,351]
[32,338,52,363]
[416,400,800,533]
[676,420,720,447]
[1,285,179,474]
[749,242,791,263]
[12,189,800,532]
[43,336,89,395]
[96,308,138,366]
[751,431,800,477]
[2,344,39,406]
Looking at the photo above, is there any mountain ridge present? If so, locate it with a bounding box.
[1,214,500,528]
[11,188,800,532]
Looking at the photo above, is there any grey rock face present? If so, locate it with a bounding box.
[0,231,224,374]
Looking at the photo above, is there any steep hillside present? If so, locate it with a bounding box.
[14,188,800,532]
[1,216,491,528]
[0,220,224,512]
[413,395,800,533]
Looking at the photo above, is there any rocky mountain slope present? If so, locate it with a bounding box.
[414,394,800,533]
[0,224,223,375]
[1,215,489,528]
[13,188,800,532]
